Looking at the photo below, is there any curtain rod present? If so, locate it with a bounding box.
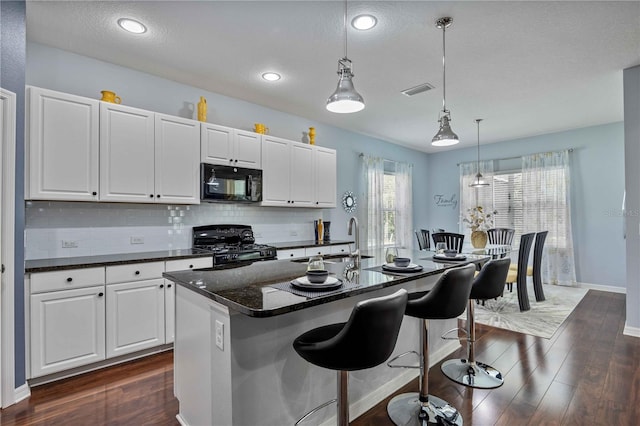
[456,148,573,166]
[359,152,414,167]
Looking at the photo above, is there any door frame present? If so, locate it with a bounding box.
[1,87,17,407]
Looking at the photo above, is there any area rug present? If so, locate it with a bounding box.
[461,284,588,339]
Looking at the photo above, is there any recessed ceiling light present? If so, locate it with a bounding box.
[117,18,147,34]
[351,14,377,30]
[261,72,281,82]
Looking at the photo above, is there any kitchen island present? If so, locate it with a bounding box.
[163,250,488,426]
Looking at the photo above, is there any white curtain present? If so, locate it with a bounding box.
[522,150,576,286]
[395,161,413,249]
[459,160,494,238]
[360,155,384,249]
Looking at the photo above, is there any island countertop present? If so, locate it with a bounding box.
[163,249,489,318]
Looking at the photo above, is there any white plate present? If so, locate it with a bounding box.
[291,275,342,290]
[382,263,423,272]
[433,254,467,261]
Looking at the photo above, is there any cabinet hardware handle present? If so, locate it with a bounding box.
[92,191,97,196]
[98,292,104,297]
[291,201,294,204]
[189,265,193,268]
[160,284,164,288]
[135,271,140,275]
[150,194,154,198]
[316,202,319,205]
[234,159,238,163]
[157,194,160,198]
[290,254,294,257]
[66,277,73,282]
[168,284,172,288]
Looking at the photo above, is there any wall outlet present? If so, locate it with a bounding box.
[61,240,78,248]
[130,236,144,244]
[215,320,224,350]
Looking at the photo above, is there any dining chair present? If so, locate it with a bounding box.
[505,233,535,311]
[415,230,428,250]
[432,232,465,253]
[487,228,515,246]
[420,229,430,250]
[531,231,548,302]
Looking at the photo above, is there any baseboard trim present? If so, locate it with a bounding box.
[176,414,187,426]
[623,324,640,338]
[13,383,30,405]
[577,282,626,294]
[318,340,461,426]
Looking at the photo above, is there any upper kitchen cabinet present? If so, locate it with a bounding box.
[262,135,314,207]
[201,123,262,169]
[313,146,337,208]
[26,86,100,201]
[100,104,200,204]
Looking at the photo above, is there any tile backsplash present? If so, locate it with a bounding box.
[25,201,325,259]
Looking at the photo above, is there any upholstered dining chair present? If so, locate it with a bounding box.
[508,230,548,303]
[505,233,535,311]
[432,232,465,253]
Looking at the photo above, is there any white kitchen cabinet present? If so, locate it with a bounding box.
[276,248,306,260]
[30,285,106,378]
[26,86,99,201]
[155,113,201,204]
[106,278,166,358]
[201,123,262,169]
[99,102,155,203]
[100,104,200,204]
[313,146,337,208]
[262,135,314,207]
[330,244,351,255]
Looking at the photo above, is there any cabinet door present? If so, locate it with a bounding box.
[30,286,105,378]
[261,136,291,206]
[164,280,176,344]
[234,130,262,169]
[201,123,234,165]
[106,279,165,358]
[27,87,99,201]
[290,143,315,207]
[314,146,337,208]
[100,103,155,202]
[155,114,200,204]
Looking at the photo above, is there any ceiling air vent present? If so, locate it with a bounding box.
[401,82,435,97]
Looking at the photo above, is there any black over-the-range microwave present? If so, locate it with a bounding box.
[200,163,262,203]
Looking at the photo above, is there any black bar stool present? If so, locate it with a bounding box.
[293,289,408,426]
[386,264,475,426]
[440,258,511,389]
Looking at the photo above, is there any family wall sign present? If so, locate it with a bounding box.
[434,194,458,209]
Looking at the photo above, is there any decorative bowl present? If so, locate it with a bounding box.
[393,257,411,267]
[444,250,458,257]
[306,269,329,283]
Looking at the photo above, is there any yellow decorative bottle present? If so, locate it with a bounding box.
[309,127,316,145]
[197,96,207,122]
[317,219,323,243]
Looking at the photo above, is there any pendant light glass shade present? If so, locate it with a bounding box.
[470,118,490,187]
[327,0,365,113]
[327,58,365,113]
[431,17,458,147]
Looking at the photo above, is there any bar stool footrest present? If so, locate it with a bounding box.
[294,398,337,425]
[386,350,420,369]
[441,327,468,341]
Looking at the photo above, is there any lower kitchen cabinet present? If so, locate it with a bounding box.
[106,278,166,358]
[30,285,106,378]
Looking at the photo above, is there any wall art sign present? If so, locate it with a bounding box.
[434,194,458,209]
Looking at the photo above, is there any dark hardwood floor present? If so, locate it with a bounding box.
[1,290,638,425]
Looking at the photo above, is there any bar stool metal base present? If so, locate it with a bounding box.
[387,393,463,426]
[440,358,503,389]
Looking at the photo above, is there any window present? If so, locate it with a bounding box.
[492,171,524,241]
[382,170,396,246]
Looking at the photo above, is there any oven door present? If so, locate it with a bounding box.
[201,163,262,203]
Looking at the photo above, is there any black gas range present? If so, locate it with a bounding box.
[192,224,277,267]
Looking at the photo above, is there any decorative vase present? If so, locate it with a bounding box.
[301,131,310,144]
[471,230,488,248]
[197,96,207,122]
[323,221,331,242]
[309,127,316,145]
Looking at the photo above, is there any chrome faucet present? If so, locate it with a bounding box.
[348,217,360,268]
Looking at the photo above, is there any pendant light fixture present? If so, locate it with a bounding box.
[326,0,365,113]
[431,17,459,147]
[470,119,490,187]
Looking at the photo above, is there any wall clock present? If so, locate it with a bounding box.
[342,191,357,213]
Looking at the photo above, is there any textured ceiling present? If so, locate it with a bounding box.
[25,0,640,153]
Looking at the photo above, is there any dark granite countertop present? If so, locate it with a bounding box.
[25,249,213,273]
[268,240,354,250]
[163,249,489,318]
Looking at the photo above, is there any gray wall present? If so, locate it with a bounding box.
[426,122,626,288]
[1,0,27,388]
[624,65,640,331]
